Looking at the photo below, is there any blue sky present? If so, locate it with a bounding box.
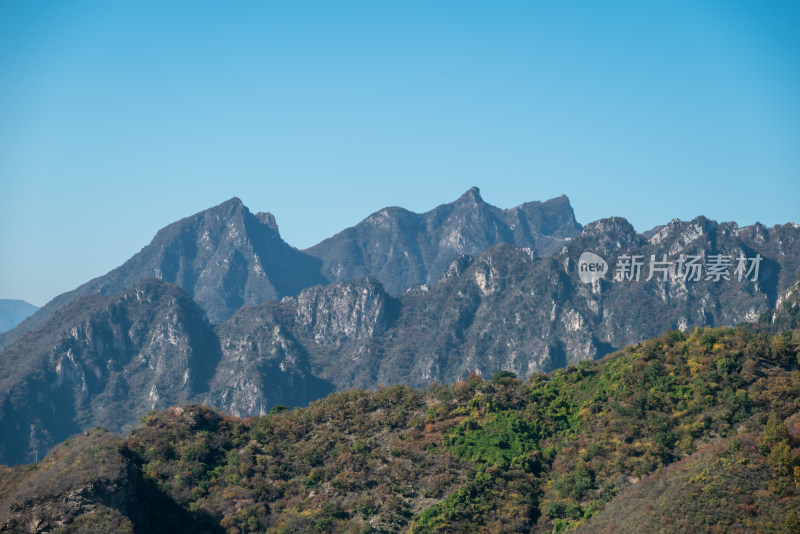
[1,1,798,306]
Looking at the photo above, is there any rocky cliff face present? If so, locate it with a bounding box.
[213,217,800,400]
[207,318,333,418]
[206,279,395,417]
[0,279,221,465]
[292,278,395,344]
[305,187,582,294]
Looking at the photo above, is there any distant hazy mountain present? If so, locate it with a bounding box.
[305,186,582,294]
[0,300,38,333]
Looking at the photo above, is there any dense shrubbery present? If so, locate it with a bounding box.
[123,385,467,532]
[412,325,800,532]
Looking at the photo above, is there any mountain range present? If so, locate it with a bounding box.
[0,188,799,465]
[0,188,581,350]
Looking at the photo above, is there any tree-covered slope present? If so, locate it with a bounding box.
[2,324,798,532]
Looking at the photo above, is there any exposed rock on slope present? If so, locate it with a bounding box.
[1,192,798,464]
[207,278,395,416]
[3,325,798,533]
[0,190,580,349]
[0,279,221,465]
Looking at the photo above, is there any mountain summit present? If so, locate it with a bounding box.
[305,187,582,294]
[453,185,484,205]
[0,198,326,347]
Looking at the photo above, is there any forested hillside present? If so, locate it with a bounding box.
[2,323,798,532]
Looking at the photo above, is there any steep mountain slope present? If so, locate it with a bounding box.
[208,218,800,416]
[208,278,397,416]
[407,215,800,377]
[0,279,222,466]
[763,280,800,332]
[0,198,326,349]
[0,300,38,333]
[2,325,798,532]
[304,187,582,294]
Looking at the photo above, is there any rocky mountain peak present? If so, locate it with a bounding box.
[511,195,581,241]
[453,186,484,206]
[255,211,280,233]
[1,197,798,468]
[644,216,717,251]
[0,199,326,348]
[580,217,638,240]
[168,197,281,243]
[218,195,244,210]
[565,217,644,258]
[306,189,582,294]
[524,193,572,211]
[189,197,250,229]
[440,254,477,282]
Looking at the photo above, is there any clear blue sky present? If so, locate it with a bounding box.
[1,1,799,306]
